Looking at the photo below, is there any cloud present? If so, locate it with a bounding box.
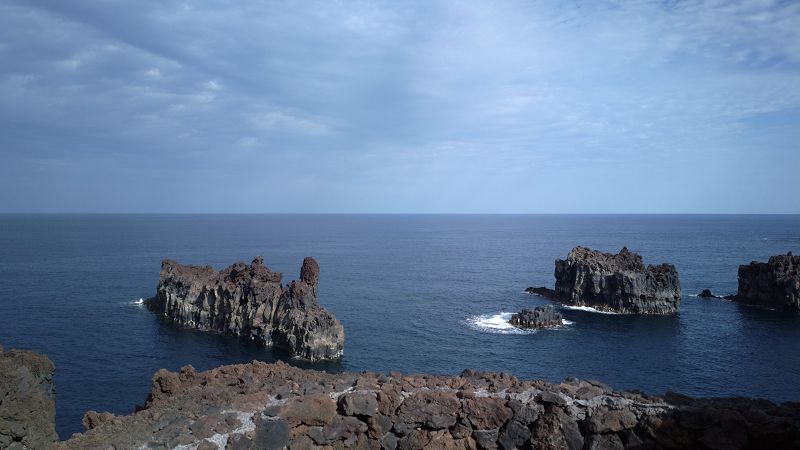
[0,0,798,212]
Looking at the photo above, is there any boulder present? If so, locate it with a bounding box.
[145,256,344,360]
[508,306,563,329]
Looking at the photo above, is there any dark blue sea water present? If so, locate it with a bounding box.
[1,214,799,438]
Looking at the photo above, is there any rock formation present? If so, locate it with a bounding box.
[55,361,800,450]
[697,289,717,299]
[733,253,800,311]
[0,344,58,449]
[146,256,344,361]
[509,306,563,329]
[528,247,681,314]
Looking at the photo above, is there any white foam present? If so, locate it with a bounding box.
[131,298,144,306]
[559,305,619,315]
[466,312,534,334]
[466,312,573,334]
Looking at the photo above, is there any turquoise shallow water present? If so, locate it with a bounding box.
[0,214,798,438]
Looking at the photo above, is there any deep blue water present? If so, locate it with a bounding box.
[0,214,799,439]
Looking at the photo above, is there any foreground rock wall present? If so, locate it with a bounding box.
[736,253,800,311]
[146,256,344,361]
[57,361,800,450]
[550,246,681,314]
[0,344,58,450]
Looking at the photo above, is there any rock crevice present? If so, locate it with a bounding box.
[145,256,344,361]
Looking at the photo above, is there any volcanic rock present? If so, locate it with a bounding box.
[0,345,58,449]
[529,246,681,314]
[54,362,800,450]
[508,306,563,329]
[145,256,344,360]
[733,252,800,311]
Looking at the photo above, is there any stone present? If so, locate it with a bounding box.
[497,420,530,450]
[0,346,58,449]
[733,253,800,311]
[339,392,379,417]
[462,397,513,430]
[586,433,624,450]
[532,246,681,314]
[585,407,638,433]
[145,256,344,361]
[280,394,338,427]
[697,289,721,298]
[82,410,116,430]
[253,417,290,450]
[508,306,563,329]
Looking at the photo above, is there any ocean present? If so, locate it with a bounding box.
[0,214,798,438]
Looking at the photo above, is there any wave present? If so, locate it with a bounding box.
[466,312,573,334]
[132,298,145,305]
[559,305,619,315]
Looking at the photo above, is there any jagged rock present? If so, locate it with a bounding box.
[529,246,681,314]
[508,306,563,329]
[0,345,58,449]
[698,289,718,298]
[732,253,800,311]
[145,256,344,360]
[53,362,800,450]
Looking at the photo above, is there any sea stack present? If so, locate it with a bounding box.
[734,252,799,311]
[528,246,681,314]
[0,345,58,449]
[146,256,344,361]
[509,305,563,329]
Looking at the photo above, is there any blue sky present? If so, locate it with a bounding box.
[1,0,798,213]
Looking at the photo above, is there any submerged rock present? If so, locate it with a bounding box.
[509,305,563,329]
[530,246,681,314]
[145,256,344,361]
[733,252,800,311]
[0,344,58,449]
[54,361,800,450]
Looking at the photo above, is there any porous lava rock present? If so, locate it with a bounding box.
[54,362,800,450]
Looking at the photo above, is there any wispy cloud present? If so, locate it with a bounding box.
[0,0,798,212]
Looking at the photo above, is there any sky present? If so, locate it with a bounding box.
[0,0,798,213]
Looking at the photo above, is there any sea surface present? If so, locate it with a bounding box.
[0,214,798,438]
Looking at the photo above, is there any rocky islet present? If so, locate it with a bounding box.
[146,256,344,361]
[527,246,681,314]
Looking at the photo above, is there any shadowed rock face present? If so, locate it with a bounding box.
[509,306,563,329]
[735,253,799,311]
[145,256,344,361]
[55,362,800,450]
[531,246,681,314]
[0,344,58,449]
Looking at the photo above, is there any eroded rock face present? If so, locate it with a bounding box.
[509,306,563,329]
[734,253,800,311]
[55,362,800,450]
[0,345,58,449]
[145,256,344,361]
[530,246,681,314]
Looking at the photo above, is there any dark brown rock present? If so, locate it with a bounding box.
[145,256,344,360]
[0,345,58,449]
